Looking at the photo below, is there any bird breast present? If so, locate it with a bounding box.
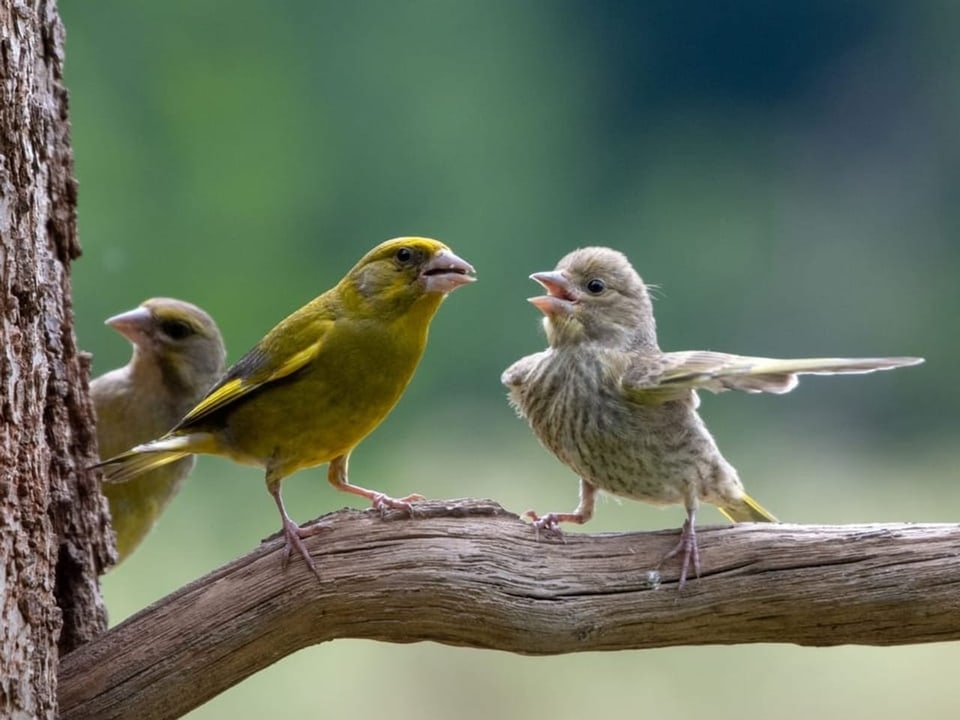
[512,347,704,504]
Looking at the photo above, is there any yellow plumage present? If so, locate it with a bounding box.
[716,494,778,523]
[97,238,475,577]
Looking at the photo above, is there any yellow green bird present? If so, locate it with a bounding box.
[96,237,476,577]
[91,298,226,565]
[502,246,923,589]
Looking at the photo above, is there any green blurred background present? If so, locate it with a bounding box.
[61,1,957,718]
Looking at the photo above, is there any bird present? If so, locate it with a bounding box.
[91,298,226,565]
[501,246,923,589]
[96,237,476,578]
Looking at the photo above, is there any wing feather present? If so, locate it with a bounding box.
[623,351,922,398]
[176,312,333,427]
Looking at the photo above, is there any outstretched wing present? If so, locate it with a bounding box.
[623,351,923,400]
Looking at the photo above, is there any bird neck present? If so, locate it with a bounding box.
[130,346,194,400]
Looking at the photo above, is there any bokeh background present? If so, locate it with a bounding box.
[61,1,957,718]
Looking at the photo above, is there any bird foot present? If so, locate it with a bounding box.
[280,518,325,581]
[525,509,560,531]
[657,518,700,590]
[524,510,576,541]
[370,492,425,517]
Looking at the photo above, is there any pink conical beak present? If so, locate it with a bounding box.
[105,306,152,345]
[528,270,577,316]
[421,249,476,294]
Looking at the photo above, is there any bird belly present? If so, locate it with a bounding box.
[212,357,413,474]
[567,405,743,510]
[518,356,719,508]
[564,421,694,507]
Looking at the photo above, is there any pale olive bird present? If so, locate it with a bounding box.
[91,298,227,565]
[96,238,476,577]
[502,247,923,588]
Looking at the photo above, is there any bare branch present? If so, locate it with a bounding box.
[58,499,960,720]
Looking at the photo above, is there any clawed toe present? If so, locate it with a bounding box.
[524,510,566,541]
[280,519,322,581]
[296,520,332,539]
[657,517,700,590]
[370,492,423,517]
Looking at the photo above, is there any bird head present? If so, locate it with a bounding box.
[342,237,476,318]
[529,247,658,350]
[106,298,227,392]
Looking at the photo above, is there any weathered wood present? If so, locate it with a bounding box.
[58,498,960,720]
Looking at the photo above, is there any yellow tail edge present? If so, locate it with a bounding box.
[93,450,191,484]
[718,493,778,523]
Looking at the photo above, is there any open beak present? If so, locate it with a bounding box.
[528,270,577,316]
[105,306,153,346]
[421,249,476,294]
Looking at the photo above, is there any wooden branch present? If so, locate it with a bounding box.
[58,498,960,720]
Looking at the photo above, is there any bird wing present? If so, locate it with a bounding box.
[501,351,549,389]
[623,351,923,398]
[175,312,334,427]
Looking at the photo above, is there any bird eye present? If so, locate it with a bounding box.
[395,247,414,263]
[586,278,606,294]
[160,319,194,340]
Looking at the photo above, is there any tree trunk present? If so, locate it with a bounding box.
[0,1,112,717]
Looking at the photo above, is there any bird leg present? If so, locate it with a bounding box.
[327,454,425,516]
[525,478,597,536]
[268,484,323,581]
[657,505,700,590]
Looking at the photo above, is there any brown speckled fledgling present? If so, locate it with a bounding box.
[502,247,923,588]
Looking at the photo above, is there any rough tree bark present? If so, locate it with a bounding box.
[59,499,960,720]
[0,1,112,718]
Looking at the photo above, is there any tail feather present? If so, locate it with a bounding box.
[94,449,191,484]
[93,434,201,484]
[717,493,778,523]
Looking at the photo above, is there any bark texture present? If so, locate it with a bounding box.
[0,1,112,718]
[58,499,960,720]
